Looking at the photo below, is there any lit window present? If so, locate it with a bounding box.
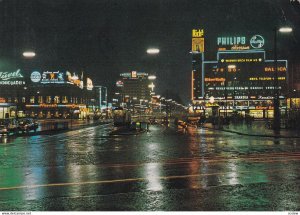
[62,96,68,103]
[54,96,60,104]
[30,96,35,104]
[38,96,43,104]
[46,96,51,103]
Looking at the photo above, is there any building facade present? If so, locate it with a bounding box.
[112,71,156,113]
[0,69,99,119]
[191,30,291,118]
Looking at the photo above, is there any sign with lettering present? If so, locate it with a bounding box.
[217,35,265,50]
[41,71,65,84]
[192,29,205,52]
[0,69,25,85]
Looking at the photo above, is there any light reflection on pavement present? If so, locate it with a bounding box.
[0,124,299,211]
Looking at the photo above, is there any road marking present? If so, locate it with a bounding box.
[0,167,297,191]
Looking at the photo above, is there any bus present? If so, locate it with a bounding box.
[112,107,131,127]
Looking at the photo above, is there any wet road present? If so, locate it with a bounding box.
[0,124,299,211]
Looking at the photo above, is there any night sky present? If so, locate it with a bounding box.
[0,0,299,104]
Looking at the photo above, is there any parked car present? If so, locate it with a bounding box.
[18,118,38,133]
[0,124,8,135]
[0,119,19,135]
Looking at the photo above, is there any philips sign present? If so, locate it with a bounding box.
[217,34,265,50]
[217,36,246,46]
[250,35,264,49]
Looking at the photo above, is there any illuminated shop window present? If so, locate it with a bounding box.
[54,96,60,104]
[14,97,18,103]
[7,97,11,103]
[38,96,43,104]
[30,96,35,104]
[22,97,26,103]
[46,96,52,103]
[62,96,68,103]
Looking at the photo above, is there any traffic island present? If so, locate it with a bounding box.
[109,121,149,136]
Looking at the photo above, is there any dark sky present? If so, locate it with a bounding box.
[0,0,299,103]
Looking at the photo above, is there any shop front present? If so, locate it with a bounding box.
[25,104,88,119]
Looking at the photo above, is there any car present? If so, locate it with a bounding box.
[0,124,8,135]
[18,118,38,133]
[0,119,19,135]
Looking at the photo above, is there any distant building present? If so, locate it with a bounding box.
[113,71,156,109]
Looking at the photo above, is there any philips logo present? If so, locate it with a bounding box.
[250,35,264,49]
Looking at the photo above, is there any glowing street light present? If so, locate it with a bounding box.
[148,75,157,80]
[146,48,160,55]
[273,26,293,131]
[279,27,293,33]
[22,51,36,58]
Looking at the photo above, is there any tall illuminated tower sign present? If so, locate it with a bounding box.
[191,29,205,101]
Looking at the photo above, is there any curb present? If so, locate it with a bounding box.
[15,121,112,137]
[202,126,300,138]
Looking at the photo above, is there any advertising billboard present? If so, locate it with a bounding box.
[0,69,26,86]
[192,29,205,52]
[217,35,265,51]
[203,51,287,100]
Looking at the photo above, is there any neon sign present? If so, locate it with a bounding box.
[217,36,246,46]
[250,35,264,49]
[0,69,23,81]
[41,71,65,84]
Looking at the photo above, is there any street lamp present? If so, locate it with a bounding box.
[146,48,160,55]
[273,26,293,131]
[22,51,36,58]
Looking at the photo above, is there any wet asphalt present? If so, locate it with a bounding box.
[0,123,299,211]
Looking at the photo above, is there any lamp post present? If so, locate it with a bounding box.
[273,26,293,131]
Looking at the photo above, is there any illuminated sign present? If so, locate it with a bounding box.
[192,29,205,52]
[220,58,262,63]
[87,77,93,90]
[205,78,225,82]
[217,35,264,50]
[264,66,286,72]
[255,106,273,110]
[250,35,264,49]
[116,80,124,87]
[120,72,148,79]
[41,71,65,84]
[249,77,285,81]
[30,71,42,83]
[217,36,246,46]
[131,71,137,78]
[26,104,86,109]
[0,69,23,81]
[192,38,204,52]
[0,69,25,85]
[192,29,204,37]
[66,71,82,87]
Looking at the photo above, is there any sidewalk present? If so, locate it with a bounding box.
[203,120,300,138]
[19,119,112,136]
